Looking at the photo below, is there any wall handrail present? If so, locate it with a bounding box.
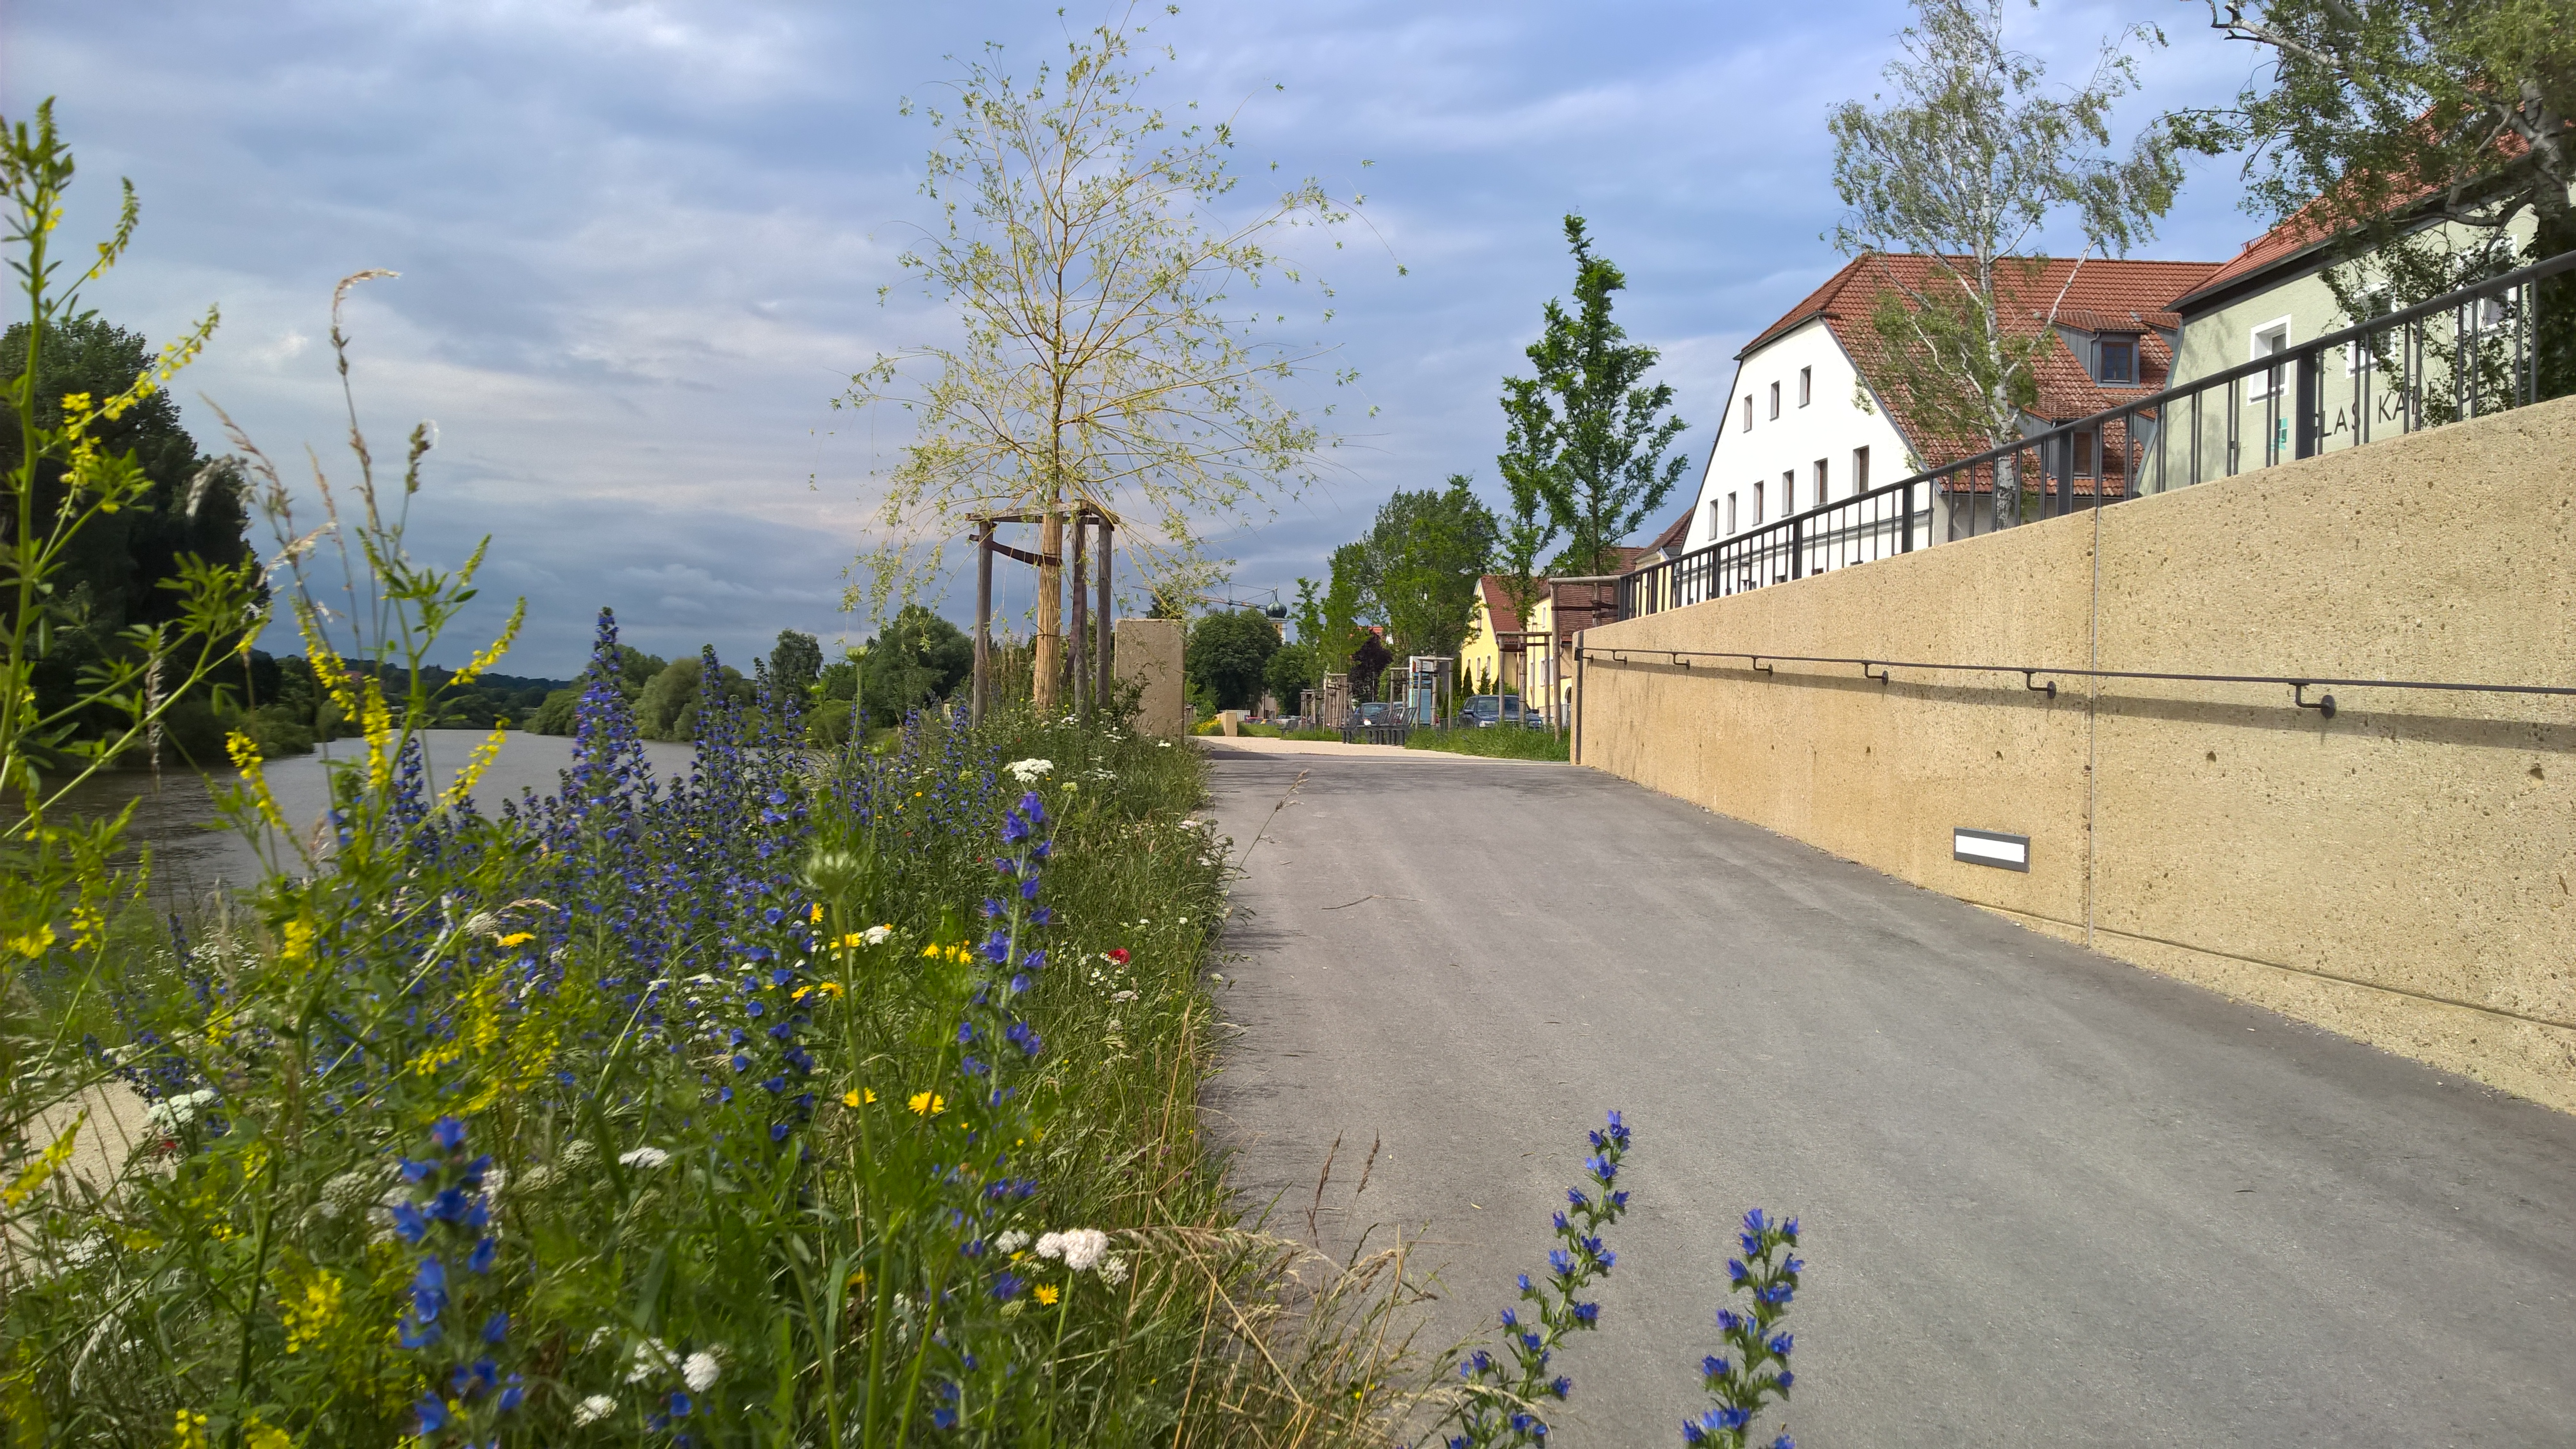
[1575,641,2576,720]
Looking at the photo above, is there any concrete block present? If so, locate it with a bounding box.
[1116,618,1189,738]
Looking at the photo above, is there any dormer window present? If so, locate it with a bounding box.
[2094,335,2138,385]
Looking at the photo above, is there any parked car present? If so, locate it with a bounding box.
[1460,694,1539,728]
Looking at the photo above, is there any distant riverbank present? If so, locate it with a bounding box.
[47,729,698,903]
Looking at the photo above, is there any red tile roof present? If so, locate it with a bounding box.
[1641,505,1693,558]
[1740,253,2223,471]
[2171,208,2340,309]
[1474,574,1522,634]
[2173,123,2551,312]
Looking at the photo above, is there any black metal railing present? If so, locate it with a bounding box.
[1620,248,2576,620]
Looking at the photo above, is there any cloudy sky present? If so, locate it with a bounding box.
[7,0,2273,677]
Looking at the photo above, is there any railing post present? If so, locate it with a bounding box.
[1901,481,1915,553]
[1790,518,1804,580]
[2295,345,2323,459]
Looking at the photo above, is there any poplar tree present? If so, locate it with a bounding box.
[845,12,1357,712]
[1497,216,1690,584]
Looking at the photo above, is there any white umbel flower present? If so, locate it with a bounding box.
[618,1146,670,1170]
[626,1338,677,1384]
[574,1394,618,1426]
[993,1229,1031,1254]
[1099,1254,1129,1286]
[1005,758,1054,784]
[1035,1228,1112,1274]
[682,1351,722,1393]
[862,925,894,945]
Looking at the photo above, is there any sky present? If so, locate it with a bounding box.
[4,0,2278,678]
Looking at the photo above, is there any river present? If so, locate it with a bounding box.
[49,729,701,904]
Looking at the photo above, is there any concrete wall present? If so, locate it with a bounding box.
[1581,394,2576,1112]
[1116,618,1189,738]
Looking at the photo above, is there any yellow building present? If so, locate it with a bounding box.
[1458,575,1530,698]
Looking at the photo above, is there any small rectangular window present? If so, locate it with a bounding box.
[1852,446,1870,493]
[2095,337,2137,385]
[2248,319,2291,398]
[1753,481,1764,524]
[1725,492,1738,534]
[1709,499,1723,539]
[1782,469,1796,515]
[1742,394,1753,430]
[1798,367,1812,407]
[1768,381,1781,420]
[2073,430,2096,475]
[1813,458,1828,503]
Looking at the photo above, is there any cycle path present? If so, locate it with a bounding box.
[1200,740,2576,1447]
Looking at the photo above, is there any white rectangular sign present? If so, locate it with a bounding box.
[1953,828,2030,872]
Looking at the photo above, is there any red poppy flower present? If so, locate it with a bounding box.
[1107,948,1131,965]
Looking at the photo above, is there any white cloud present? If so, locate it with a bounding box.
[10,0,2272,675]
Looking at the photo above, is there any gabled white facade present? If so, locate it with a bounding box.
[1679,318,1913,555]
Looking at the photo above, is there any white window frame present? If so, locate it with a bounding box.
[1781,468,1795,515]
[2247,316,2292,399]
[1798,366,1812,407]
[1813,457,1828,504]
[1753,480,1764,524]
[1742,394,1753,430]
[1725,492,1737,534]
[1768,381,1781,420]
[1852,446,1870,494]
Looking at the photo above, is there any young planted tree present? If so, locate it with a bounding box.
[2174,0,2576,396]
[1828,0,2181,522]
[845,12,1357,713]
[1497,216,1690,582]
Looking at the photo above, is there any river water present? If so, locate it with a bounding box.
[50,729,700,903]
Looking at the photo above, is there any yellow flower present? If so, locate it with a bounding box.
[809,902,824,922]
[841,932,866,948]
[5,1112,82,1208]
[5,924,55,959]
[243,1419,293,1449]
[843,1088,878,1107]
[921,943,940,959]
[284,1267,345,1353]
[496,932,535,948]
[1033,1284,1060,1306]
[172,1409,210,1449]
[907,1092,946,1117]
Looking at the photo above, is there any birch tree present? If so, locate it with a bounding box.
[1828,0,2181,525]
[845,12,1357,712]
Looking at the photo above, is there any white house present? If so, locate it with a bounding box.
[1679,307,1909,557]
[1669,255,2226,588]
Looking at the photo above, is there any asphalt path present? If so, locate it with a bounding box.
[1199,739,2576,1447]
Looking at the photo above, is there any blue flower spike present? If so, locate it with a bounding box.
[1450,1111,1633,1448]
[1685,1207,1805,1448]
